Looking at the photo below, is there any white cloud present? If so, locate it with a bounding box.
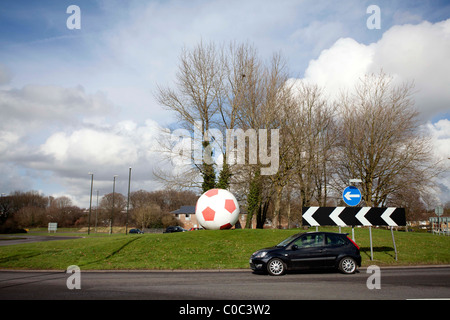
[0,63,12,85]
[5,118,172,206]
[303,37,374,98]
[41,129,137,167]
[0,65,181,206]
[303,19,450,119]
[0,130,20,155]
[38,119,164,173]
[426,119,450,161]
[0,83,119,177]
[0,84,115,134]
[0,162,32,192]
[300,19,450,204]
[425,119,450,204]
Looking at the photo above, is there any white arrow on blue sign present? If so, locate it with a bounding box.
[342,186,361,206]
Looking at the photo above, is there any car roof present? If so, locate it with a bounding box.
[300,231,348,236]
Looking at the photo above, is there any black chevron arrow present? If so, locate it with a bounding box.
[302,207,406,227]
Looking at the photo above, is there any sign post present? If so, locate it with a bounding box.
[435,206,443,233]
[302,207,406,261]
[48,222,57,233]
[342,186,362,207]
[369,227,372,260]
[391,227,398,260]
[343,186,362,242]
[430,215,448,235]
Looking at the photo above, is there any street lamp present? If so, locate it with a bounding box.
[88,172,94,235]
[126,167,132,235]
[110,175,118,235]
[95,190,99,232]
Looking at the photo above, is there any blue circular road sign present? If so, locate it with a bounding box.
[342,186,362,206]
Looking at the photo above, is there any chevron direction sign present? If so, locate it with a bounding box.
[302,207,406,227]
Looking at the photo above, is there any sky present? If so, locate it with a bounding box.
[0,0,449,208]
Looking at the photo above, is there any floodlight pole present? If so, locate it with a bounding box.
[95,190,99,232]
[126,167,132,235]
[110,175,118,235]
[88,172,94,235]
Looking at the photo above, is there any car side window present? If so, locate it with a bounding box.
[326,234,346,246]
[294,234,324,248]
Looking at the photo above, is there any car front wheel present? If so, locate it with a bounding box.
[267,258,286,276]
[338,257,357,274]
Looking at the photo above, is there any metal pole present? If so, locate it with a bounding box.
[110,175,117,235]
[126,167,132,235]
[391,227,398,261]
[369,226,373,261]
[438,215,440,233]
[95,190,99,232]
[348,178,361,243]
[88,173,94,235]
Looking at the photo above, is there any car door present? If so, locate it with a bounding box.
[323,234,347,267]
[288,233,326,269]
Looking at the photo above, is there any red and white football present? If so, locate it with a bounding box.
[195,189,240,230]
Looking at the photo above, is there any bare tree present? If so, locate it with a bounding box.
[155,41,226,192]
[229,51,292,228]
[335,72,441,207]
[285,81,338,207]
[154,42,445,229]
[265,54,295,228]
[99,193,126,226]
[133,203,162,229]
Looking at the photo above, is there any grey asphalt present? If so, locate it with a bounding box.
[0,235,83,246]
[0,266,449,300]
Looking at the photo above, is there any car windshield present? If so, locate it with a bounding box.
[276,233,302,247]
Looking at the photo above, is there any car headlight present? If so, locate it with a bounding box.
[253,251,268,259]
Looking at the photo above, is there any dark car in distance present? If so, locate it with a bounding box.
[129,228,144,234]
[164,226,186,233]
[250,232,361,276]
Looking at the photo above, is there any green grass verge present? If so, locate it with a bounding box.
[0,228,449,270]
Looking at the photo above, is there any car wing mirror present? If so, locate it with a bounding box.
[292,244,299,250]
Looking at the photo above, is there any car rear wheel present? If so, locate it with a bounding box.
[338,257,357,274]
[267,258,286,276]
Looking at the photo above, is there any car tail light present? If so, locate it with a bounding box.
[346,236,360,250]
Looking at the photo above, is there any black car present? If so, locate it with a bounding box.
[250,232,361,276]
[129,228,144,234]
[164,226,186,233]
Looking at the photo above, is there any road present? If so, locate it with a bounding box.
[0,235,82,246]
[0,266,449,300]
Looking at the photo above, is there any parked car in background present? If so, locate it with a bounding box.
[250,232,361,276]
[164,226,186,233]
[129,228,144,234]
